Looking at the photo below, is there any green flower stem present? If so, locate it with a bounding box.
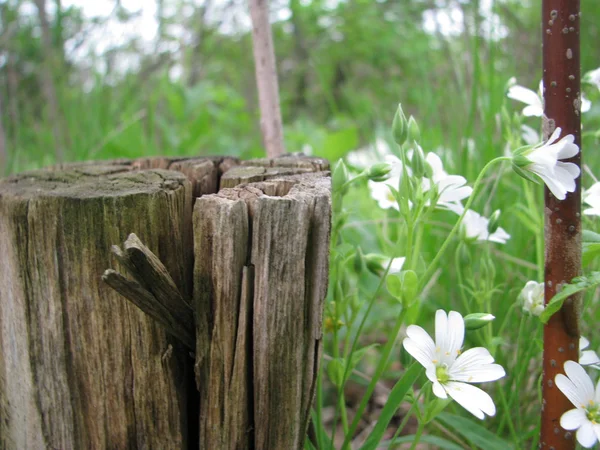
[332,325,349,434]
[409,419,426,450]
[455,244,471,313]
[315,370,325,450]
[418,156,512,292]
[522,179,544,280]
[340,307,408,450]
[388,387,426,445]
[496,380,519,446]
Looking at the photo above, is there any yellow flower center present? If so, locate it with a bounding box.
[436,365,450,384]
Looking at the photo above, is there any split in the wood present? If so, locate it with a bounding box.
[102,233,195,349]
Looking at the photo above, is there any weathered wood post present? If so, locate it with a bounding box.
[540,1,582,449]
[0,155,331,450]
[0,165,196,449]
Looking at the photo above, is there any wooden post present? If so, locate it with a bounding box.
[194,170,330,449]
[541,1,581,449]
[0,155,331,449]
[0,166,195,449]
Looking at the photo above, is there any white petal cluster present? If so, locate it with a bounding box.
[583,182,600,216]
[508,79,591,117]
[346,138,392,170]
[402,310,506,420]
[520,127,580,200]
[446,203,510,244]
[580,337,600,370]
[367,150,472,213]
[508,81,545,117]
[368,177,400,211]
[555,361,600,448]
[519,281,545,316]
[423,153,472,208]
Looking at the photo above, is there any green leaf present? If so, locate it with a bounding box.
[583,230,600,243]
[349,344,380,373]
[582,230,600,266]
[386,273,402,298]
[437,412,513,450]
[540,272,600,324]
[381,434,463,449]
[326,358,345,387]
[359,363,423,450]
[583,243,600,266]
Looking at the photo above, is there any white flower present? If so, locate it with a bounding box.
[423,153,473,208]
[584,67,600,92]
[519,281,545,316]
[446,203,510,244]
[368,152,472,212]
[521,124,540,146]
[402,310,506,420]
[508,80,591,117]
[580,337,600,370]
[346,138,392,170]
[368,177,400,210]
[555,361,600,448]
[516,127,580,200]
[508,80,544,117]
[583,182,600,216]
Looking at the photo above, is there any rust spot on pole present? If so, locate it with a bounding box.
[541,1,581,449]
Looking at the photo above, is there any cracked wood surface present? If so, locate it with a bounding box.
[0,155,331,450]
[0,167,195,449]
[194,172,331,450]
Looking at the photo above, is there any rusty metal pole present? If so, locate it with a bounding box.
[541,1,581,449]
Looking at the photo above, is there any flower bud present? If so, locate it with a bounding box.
[407,116,421,143]
[353,247,366,274]
[464,313,495,330]
[392,104,408,146]
[365,253,386,276]
[487,210,501,235]
[332,159,349,194]
[411,144,426,179]
[366,162,392,182]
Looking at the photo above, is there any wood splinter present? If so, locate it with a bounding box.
[103,233,195,349]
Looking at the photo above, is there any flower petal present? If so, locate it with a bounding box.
[522,105,543,117]
[444,381,496,420]
[431,380,448,399]
[556,361,595,408]
[507,85,541,108]
[581,336,590,351]
[560,408,587,430]
[404,325,436,369]
[450,348,506,383]
[576,421,599,448]
[555,134,579,159]
[580,350,600,366]
[536,169,568,200]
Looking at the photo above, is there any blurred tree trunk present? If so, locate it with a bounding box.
[0,89,7,173]
[33,0,68,162]
[248,0,285,158]
[0,2,20,149]
[290,0,309,111]
[187,0,212,87]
